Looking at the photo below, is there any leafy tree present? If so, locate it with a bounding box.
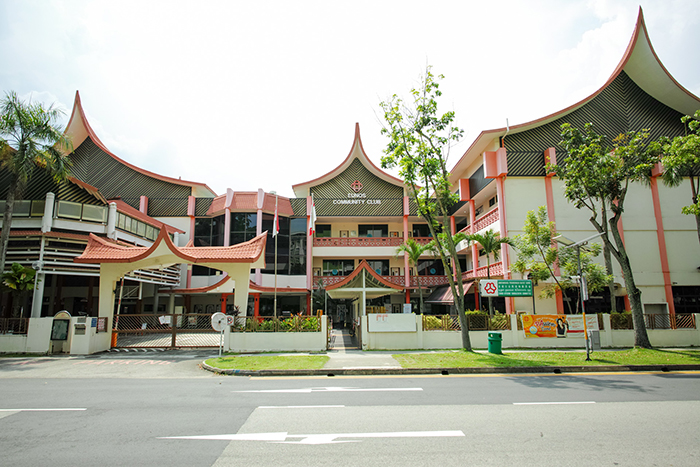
[380,67,472,350]
[1,262,38,318]
[0,91,72,274]
[512,206,612,313]
[395,238,435,314]
[648,110,700,244]
[552,123,654,348]
[468,229,514,315]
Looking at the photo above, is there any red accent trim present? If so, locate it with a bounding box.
[450,8,700,183]
[292,123,405,190]
[66,91,216,195]
[326,260,404,292]
[650,177,676,316]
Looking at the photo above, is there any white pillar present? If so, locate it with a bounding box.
[106,202,117,239]
[41,192,55,233]
[31,237,46,318]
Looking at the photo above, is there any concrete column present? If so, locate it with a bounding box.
[106,202,117,239]
[41,192,55,233]
[602,314,613,348]
[31,237,46,318]
[167,294,175,314]
[153,285,160,314]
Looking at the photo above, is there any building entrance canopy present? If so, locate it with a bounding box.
[325,260,403,300]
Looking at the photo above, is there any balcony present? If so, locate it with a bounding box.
[313,274,449,289]
[459,206,499,234]
[461,261,503,280]
[313,236,434,248]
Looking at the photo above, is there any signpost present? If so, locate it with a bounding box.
[211,312,228,357]
[480,279,536,313]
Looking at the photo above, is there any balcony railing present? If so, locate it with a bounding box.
[314,274,450,289]
[314,237,404,247]
[461,262,503,280]
[459,206,500,234]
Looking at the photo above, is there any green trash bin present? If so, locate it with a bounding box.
[487,332,503,354]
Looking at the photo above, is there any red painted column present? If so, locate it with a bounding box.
[403,196,411,304]
[650,168,676,316]
[496,175,514,314]
[544,148,564,314]
[306,293,312,315]
[253,293,260,317]
[306,196,314,290]
[187,195,196,288]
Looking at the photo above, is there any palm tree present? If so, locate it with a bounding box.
[468,229,515,315]
[1,262,38,318]
[396,238,434,313]
[0,91,71,274]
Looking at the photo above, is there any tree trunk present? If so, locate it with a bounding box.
[604,244,617,313]
[610,229,652,348]
[0,176,20,274]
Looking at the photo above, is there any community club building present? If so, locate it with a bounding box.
[1,9,699,351]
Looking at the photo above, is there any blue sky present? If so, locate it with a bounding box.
[1,0,699,197]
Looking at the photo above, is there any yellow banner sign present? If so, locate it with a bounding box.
[521,315,570,338]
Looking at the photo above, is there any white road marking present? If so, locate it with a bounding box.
[513,401,596,405]
[160,430,465,445]
[258,405,345,409]
[0,408,87,411]
[233,386,422,393]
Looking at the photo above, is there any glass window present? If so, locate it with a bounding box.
[82,204,107,223]
[417,259,444,275]
[323,260,355,276]
[56,200,81,219]
[31,200,46,217]
[365,260,389,276]
[412,224,431,237]
[359,224,388,238]
[315,224,332,238]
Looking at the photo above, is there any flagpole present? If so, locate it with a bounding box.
[274,194,278,320]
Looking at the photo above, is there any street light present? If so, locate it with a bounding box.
[554,232,603,361]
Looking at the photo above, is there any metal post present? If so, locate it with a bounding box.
[577,245,591,361]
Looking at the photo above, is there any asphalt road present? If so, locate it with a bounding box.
[1,353,699,466]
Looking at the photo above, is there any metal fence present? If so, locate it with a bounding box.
[112,313,222,348]
[0,318,29,335]
[231,316,322,333]
[610,313,696,330]
[422,314,511,332]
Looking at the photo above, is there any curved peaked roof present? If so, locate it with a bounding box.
[449,7,700,184]
[326,260,404,292]
[75,228,266,265]
[292,123,405,198]
[64,91,217,197]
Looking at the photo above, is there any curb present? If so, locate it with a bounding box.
[200,362,700,377]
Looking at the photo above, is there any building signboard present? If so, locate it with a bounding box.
[480,280,533,297]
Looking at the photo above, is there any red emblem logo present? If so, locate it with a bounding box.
[350,180,363,193]
[484,282,497,294]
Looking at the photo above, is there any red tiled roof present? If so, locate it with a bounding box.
[75,228,267,264]
[109,199,185,234]
[207,195,227,215]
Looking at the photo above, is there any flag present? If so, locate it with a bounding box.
[272,196,279,237]
[309,197,317,236]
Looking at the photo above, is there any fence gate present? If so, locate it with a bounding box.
[112,313,221,348]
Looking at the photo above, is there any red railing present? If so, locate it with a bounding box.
[314,274,450,289]
[459,206,500,234]
[461,261,503,280]
[313,236,434,247]
[314,237,404,247]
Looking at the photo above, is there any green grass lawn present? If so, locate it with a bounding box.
[205,355,329,370]
[392,348,700,368]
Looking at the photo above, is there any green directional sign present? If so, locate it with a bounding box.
[480,279,533,297]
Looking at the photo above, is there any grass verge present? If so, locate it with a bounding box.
[205,355,329,370]
[392,349,700,368]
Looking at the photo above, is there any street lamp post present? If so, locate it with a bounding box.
[554,233,602,362]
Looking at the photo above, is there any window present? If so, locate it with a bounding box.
[82,204,107,223]
[56,200,82,219]
[489,196,498,207]
[315,224,332,238]
[417,259,444,275]
[365,260,389,276]
[30,200,45,217]
[412,224,431,237]
[359,224,388,238]
[323,260,355,276]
